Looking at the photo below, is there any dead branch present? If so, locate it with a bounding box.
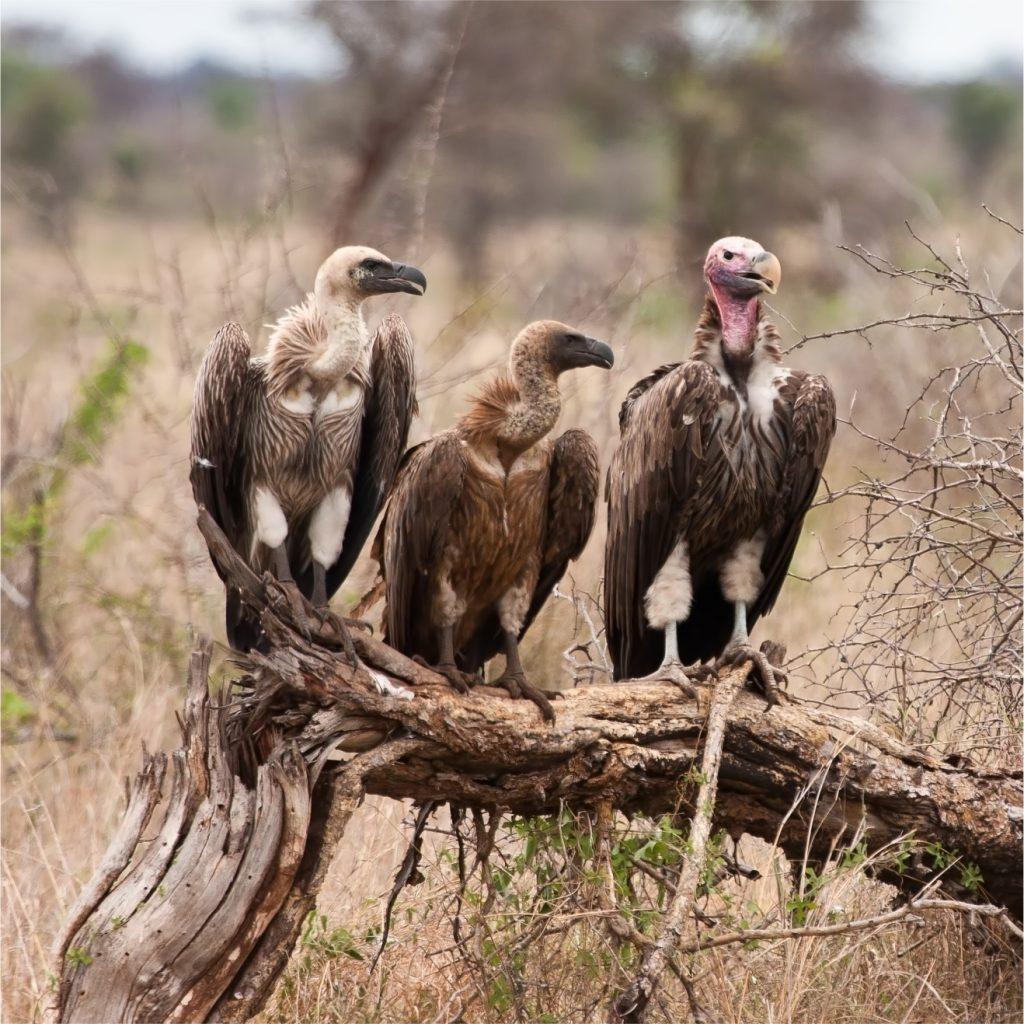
[610,657,744,1021]
[48,510,1022,1023]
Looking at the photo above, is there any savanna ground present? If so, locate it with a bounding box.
[3,199,1020,1023]
[2,2,1022,1018]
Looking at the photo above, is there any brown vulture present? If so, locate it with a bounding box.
[190,246,425,658]
[605,236,835,697]
[374,320,614,719]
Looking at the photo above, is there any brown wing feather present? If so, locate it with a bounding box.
[189,322,254,574]
[377,432,469,655]
[462,429,601,668]
[319,314,417,601]
[605,360,721,680]
[751,371,836,620]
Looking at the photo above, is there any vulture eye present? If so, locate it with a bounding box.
[360,258,385,272]
[723,250,734,261]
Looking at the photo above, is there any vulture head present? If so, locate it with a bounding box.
[514,320,615,378]
[704,237,781,300]
[314,246,427,308]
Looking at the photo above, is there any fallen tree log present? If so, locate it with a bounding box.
[48,511,1023,1023]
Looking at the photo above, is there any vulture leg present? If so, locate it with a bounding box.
[636,625,716,697]
[268,542,312,641]
[432,626,476,694]
[716,602,788,705]
[492,631,555,723]
[308,562,359,667]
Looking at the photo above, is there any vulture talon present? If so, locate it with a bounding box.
[638,660,713,700]
[312,605,360,667]
[716,643,788,705]
[434,662,475,695]
[493,671,556,723]
[277,580,313,642]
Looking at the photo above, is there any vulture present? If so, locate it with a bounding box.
[374,320,614,719]
[190,245,426,655]
[605,237,835,698]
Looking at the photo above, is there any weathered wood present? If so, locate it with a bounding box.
[50,512,1023,1023]
[611,663,743,1022]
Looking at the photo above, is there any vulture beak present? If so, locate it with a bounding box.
[741,251,781,295]
[568,336,615,370]
[372,261,428,296]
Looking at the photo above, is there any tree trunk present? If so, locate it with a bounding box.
[48,512,1023,1023]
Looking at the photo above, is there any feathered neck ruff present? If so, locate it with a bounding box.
[264,295,369,400]
[457,366,561,457]
[691,296,782,367]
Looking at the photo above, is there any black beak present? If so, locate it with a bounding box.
[574,337,615,370]
[375,261,427,296]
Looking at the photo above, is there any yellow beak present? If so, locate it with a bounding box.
[753,251,781,294]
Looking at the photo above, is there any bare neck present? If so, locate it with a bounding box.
[691,295,782,384]
[307,296,366,382]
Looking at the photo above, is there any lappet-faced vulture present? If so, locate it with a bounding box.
[605,237,835,698]
[373,320,614,719]
[190,246,425,657]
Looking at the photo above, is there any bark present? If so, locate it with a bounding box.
[49,511,1023,1023]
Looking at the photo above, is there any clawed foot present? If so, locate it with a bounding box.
[492,670,556,723]
[429,660,477,695]
[639,660,717,699]
[716,641,788,705]
[266,577,313,641]
[311,605,361,666]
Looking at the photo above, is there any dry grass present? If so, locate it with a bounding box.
[2,202,1020,1022]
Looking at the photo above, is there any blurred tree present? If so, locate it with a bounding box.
[1,50,91,194]
[946,78,1022,188]
[307,0,466,248]
[206,78,257,133]
[600,0,881,275]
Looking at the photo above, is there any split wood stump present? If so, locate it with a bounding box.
[47,511,1023,1023]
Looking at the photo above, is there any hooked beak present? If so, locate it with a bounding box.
[740,251,781,295]
[372,260,427,296]
[572,336,615,370]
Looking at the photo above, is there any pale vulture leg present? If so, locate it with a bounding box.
[306,486,363,666]
[254,486,312,640]
[715,534,787,704]
[640,540,715,696]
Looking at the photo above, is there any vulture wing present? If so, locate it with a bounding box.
[378,433,469,655]
[316,314,417,603]
[189,322,253,572]
[189,322,263,650]
[750,371,836,622]
[604,360,721,680]
[460,429,601,670]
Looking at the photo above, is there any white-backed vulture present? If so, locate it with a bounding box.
[190,246,425,655]
[374,321,614,719]
[605,237,835,698]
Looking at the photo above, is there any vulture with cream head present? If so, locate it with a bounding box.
[190,245,426,656]
[374,320,614,720]
[605,237,835,697]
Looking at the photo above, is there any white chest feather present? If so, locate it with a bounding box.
[278,378,364,418]
[715,361,785,430]
[319,378,363,417]
[746,368,785,429]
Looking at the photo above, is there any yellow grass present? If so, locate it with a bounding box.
[1,205,1020,1022]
